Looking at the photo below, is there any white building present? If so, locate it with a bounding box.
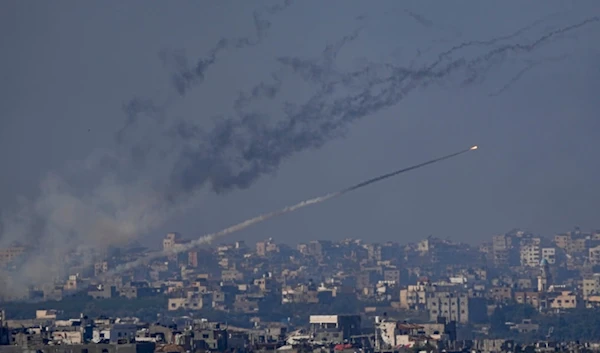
[520,240,541,267]
[92,324,137,343]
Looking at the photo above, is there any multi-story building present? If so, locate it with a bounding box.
[520,238,541,267]
[589,245,600,265]
[188,250,198,268]
[383,269,400,285]
[425,291,487,324]
[541,248,556,264]
[515,291,543,309]
[555,231,589,255]
[0,246,25,267]
[554,233,570,250]
[488,287,513,303]
[94,261,109,277]
[399,281,436,310]
[163,232,182,252]
[582,274,600,299]
[492,234,517,267]
[256,239,278,257]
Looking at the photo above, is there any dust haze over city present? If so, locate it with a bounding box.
[1,0,600,310]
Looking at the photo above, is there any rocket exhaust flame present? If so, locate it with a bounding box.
[101,145,478,280]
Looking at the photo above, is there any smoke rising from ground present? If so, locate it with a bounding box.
[0,6,597,299]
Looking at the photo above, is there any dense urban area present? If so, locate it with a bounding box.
[3,228,600,353]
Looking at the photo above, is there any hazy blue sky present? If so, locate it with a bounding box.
[1,0,599,249]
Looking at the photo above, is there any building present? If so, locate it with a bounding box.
[425,291,486,324]
[582,274,600,299]
[399,281,434,310]
[555,231,588,255]
[163,232,183,253]
[188,251,198,268]
[383,269,401,285]
[375,318,456,350]
[492,234,518,267]
[549,291,578,310]
[282,284,320,304]
[35,310,58,320]
[256,239,278,257]
[589,245,600,265]
[489,287,513,303]
[520,238,541,267]
[92,324,137,343]
[168,292,207,311]
[515,291,542,309]
[309,315,361,342]
[0,247,25,267]
[94,261,109,277]
[541,248,556,264]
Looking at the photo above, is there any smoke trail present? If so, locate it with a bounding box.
[116,0,296,140]
[165,0,295,97]
[0,10,596,299]
[169,17,598,197]
[488,54,569,97]
[101,146,477,279]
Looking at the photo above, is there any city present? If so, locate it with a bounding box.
[2,1,599,353]
[2,228,600,352]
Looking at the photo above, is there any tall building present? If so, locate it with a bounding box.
[519,237,542,267]
[188,251,198,268]
[492,234,518,267]
[425,292,487,324]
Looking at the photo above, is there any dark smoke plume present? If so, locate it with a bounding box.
[489,54,569,97]
[165,0,294,97]
[0,7,597,299]
[168,17,598,197]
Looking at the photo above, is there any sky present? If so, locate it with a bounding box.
[1,0,599,256]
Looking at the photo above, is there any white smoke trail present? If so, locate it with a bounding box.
[101,192,340,278]
[99,145,477,281]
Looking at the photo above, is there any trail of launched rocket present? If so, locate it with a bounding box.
[103,145,478,278]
